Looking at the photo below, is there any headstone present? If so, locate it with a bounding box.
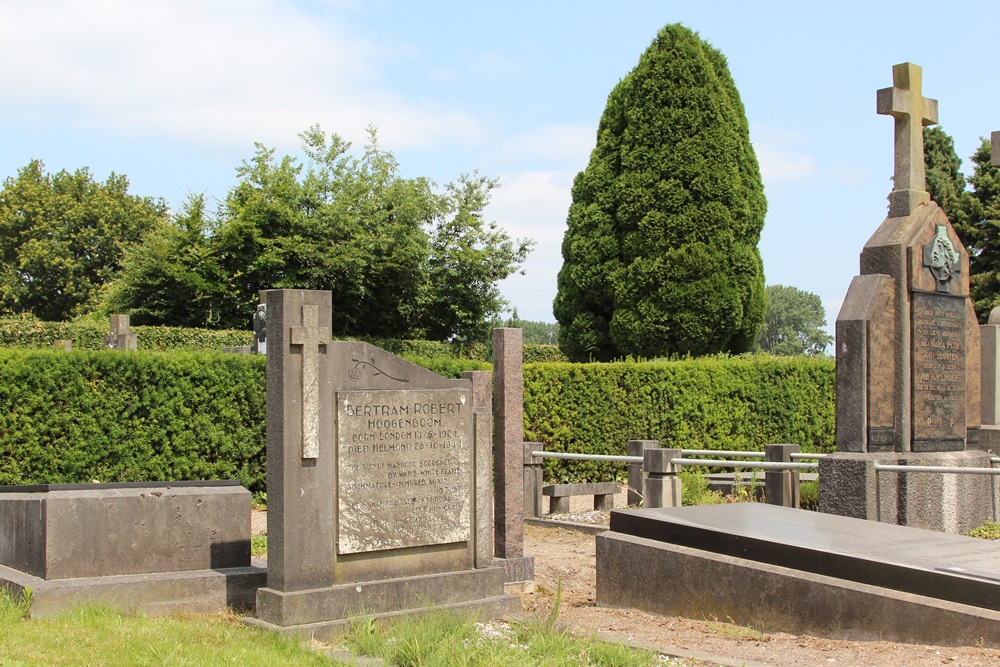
[827,63,990,531]
[104,314,137,350]
[249,290,517,640]
[52,340,72,351]
[491,328,534,584]
[991,131,1000,168]
[252,302,267,354]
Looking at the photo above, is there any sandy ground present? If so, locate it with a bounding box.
[250,505,1000,666]
[522,519,1000,667]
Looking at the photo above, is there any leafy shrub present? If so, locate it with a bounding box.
[799,479,820,511]
[524,355,835,483]
[0,349,266,492]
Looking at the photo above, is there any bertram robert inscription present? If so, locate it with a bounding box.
[337,388,471,554]
[912,292,966,447]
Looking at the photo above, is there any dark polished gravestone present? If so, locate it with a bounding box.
[597,504,1000,646]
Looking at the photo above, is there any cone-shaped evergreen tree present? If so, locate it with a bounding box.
[554,24,766,361]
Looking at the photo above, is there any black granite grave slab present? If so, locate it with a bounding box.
[610,504,1000,611]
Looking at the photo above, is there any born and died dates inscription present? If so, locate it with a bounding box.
[337,388,471,554]
[911,292,966,441]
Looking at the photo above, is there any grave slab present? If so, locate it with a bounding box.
[597,504,1000,646]
[0,480,264,617]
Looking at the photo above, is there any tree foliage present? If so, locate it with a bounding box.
[924,130,1000,321]
[108,125,532,339]
[0,161,167,321]
[754,284,832,356]
[554,23,767,361]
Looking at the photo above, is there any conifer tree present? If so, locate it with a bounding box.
[554,24,766,360]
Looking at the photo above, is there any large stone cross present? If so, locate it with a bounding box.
[877,62,939,217]
[290,304,330,459]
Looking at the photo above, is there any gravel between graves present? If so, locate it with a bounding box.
[251,508,1000,666]
[524,519,1000,667]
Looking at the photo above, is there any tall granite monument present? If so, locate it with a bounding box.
[822,63,992,532]
[248,290,517,639]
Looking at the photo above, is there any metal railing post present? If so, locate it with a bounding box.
[642,448,682,508]
[765,444,801,508]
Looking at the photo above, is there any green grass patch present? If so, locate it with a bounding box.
[0,592,330,666]
[342,608,661,666]
[251,534,268,558]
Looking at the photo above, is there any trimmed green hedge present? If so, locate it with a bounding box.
[0,347,835,489]
[524,356,835,483]
[0,315,561,361]
[0,349,266,492]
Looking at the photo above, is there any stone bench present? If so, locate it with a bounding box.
[542,482,621,514]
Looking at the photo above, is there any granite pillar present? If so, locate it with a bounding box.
[492,328,533,583]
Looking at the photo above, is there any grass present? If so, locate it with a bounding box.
[251,534,268,558]
[0,591,331,666]
[0,584,666,666]
[704,614,770,643]
[342,608,661,666]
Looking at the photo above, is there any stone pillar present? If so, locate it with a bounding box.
[764,444,801,508]
[627,440,659,506]
[523,442,544,518]
[492,328,533,584]
[262,289,334,592]
[252,299,267,355]
[104,314,137,351]
[463,370,494,569]
[642,448,682,508]
[980,309,1000,448]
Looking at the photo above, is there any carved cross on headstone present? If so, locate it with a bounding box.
[290,304,330,459]
[991,131,999,168]
[877,62,939,218]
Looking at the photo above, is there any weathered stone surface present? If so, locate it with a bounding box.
[337,388,471,554]
[820,451,993,533]
[0,481,249,580]
[255,291,516,632]
[597,529,1000,647]
[104,314,137,350]
[493,328,525,560]
[876,62,938,218]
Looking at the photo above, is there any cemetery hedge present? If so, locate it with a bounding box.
[0,349,267,491]
[0,315,566,361]
[0,348,833,489]
[524,355,835,483]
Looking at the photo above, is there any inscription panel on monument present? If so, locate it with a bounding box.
[337,388,471,554]
[911,292,966,444]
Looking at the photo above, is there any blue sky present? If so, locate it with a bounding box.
[1,1,998,326]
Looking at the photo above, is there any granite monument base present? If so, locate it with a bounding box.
[820,450,995,533]
[249,567,519,641]
[0,481,265,617]
[596,504,1000,647]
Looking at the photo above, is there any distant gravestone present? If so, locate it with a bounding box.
[252,303,267,354]
[249,290,516,639]
[824,63,991,532]
[992,131,1000,168]
[104,314,137,351]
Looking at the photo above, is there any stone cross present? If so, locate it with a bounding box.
[877,62,939,218]
[290,304,330,459]
[992,131,999,168]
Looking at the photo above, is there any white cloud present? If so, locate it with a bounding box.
[751,125,819,183]
[489,171,573,322]
[481,124,595,171]
[0,0,487,152]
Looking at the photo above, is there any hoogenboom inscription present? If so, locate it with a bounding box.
[337,388,471,554]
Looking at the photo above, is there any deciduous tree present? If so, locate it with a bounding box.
[754,284,832,356]
[0,161,166,320]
